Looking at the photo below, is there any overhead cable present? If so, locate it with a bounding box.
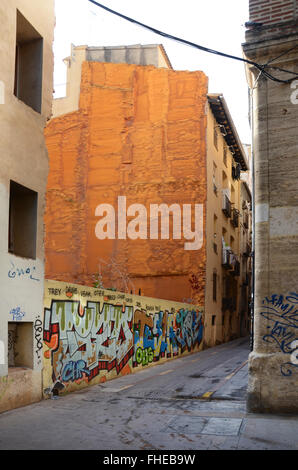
[87,0,298,84]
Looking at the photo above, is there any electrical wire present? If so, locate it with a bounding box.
[87,0,298,84]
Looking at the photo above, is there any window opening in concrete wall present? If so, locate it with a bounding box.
[213,272,217,301]
[8,322,34,369]
[14,10,43,113]
[213,127,218,150]
[222,170,228,189]
[8,180,38,259]
[230,235,235,252]
[223,144,227,167]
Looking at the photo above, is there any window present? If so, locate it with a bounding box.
[222,227,227,245]
[14,10,43,113]
[222,170,228,189]
[213,272,217,301]
[223,144,227,167]
[213,215,218,253]
[230,235,235,250]
[213,162,218,194]
[8,181,38,259]
[213,127,218,150]
[212,315,216,326]
[231,185,235,204]
[8,322,34,369]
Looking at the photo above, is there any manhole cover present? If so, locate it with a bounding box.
[164,416,243,436]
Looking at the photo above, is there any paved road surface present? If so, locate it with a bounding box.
[0,337,298,450]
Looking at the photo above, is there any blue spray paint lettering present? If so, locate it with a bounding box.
[9,307,26,321]
[261,292,298,376]
[8,261,40,281]
[61,360,90,382]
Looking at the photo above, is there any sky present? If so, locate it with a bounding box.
[54,0,251,143]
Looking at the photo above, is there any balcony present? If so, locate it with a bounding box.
[231,260,240,277]
[231,208,239,228]
[242,273,250,286]
[222,297,237,312]
[232,163,241,181]
[222,247,232,269]
[243,242,251,257]
[222,193,231,218]
[243,212,249,229]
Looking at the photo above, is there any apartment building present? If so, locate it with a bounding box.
[205,95,250,345]
[0,0,54,413]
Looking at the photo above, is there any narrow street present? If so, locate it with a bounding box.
[0,337,298,450]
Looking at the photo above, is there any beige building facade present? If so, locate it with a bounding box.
[0,0,54,413]
[205,95,250,346]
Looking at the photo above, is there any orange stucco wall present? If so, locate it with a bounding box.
[45,62,208,304]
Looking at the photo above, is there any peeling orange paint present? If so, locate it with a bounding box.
[45,62,208,304]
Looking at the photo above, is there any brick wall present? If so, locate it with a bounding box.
[44,62,208,305]
[249,0,298,25]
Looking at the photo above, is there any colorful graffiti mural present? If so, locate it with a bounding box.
[44,300,134,387]
[133,308,203,368]
[43,280,204,394]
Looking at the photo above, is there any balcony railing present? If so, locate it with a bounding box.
[222,193,231,218]
[222,247,232,268]
[231,208,239,228]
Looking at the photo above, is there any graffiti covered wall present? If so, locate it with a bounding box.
[43,280,204,395]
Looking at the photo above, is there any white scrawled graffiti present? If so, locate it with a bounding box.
[290,80,298,104]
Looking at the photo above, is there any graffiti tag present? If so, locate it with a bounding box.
[8,262,40,281]
[9,306,25,321]
[34,316,43,365]
[261,292,298,376]
[62,360,90,382]
[290,80,298,105]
